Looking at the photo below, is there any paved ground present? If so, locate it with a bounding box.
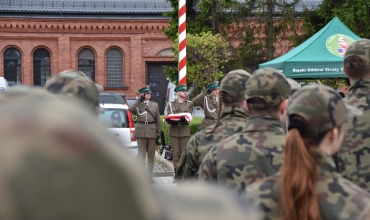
[152,151,177,188]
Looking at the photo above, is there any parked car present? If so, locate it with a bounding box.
[99,103,138,156]
[0,77,9,92]
[99,92,128,106]
[126,97,138,106]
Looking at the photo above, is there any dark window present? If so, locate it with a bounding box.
[33,48,51,86]
[78,48,95,82]
[149,72,160,78]
[4,47,22,85]
[151,91,160,96]
[149,81,160,87]
[106,48,123,87]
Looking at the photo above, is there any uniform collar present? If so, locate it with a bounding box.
[220,106,249,120]
[243,115,285,134]
[349,78,370,95]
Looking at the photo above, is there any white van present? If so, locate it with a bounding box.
[0,77,9,92]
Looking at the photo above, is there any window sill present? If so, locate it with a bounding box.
[104,86,129,90]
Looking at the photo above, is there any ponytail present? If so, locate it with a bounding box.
[205,91,223,135]
[279,117,321,220]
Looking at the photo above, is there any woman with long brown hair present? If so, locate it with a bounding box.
[245,84,370,220]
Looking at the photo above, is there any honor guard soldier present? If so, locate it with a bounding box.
[165,84,194,173]
[193,81,220,130]
[129,85,161,181]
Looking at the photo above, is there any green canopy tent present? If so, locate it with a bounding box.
[259,17,361,78]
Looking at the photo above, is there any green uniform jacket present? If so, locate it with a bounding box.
[198,115,285,195]
[192,91,218,130]
[166,99,194,137]
[245,152,370,220]
[128,100,161,138]
[175,106,249,180]
[338,79,370,191]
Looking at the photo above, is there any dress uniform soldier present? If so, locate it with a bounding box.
[128,85,161,180]
[193,81,219,130]
[166,84,194,172]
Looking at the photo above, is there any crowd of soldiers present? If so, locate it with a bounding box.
[2,38,370,219]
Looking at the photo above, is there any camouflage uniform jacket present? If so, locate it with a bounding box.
[192,91,218,130]
[245,152,370,220]
[338,78,370,191]
[175,106,249,180]
[198,115,285,195]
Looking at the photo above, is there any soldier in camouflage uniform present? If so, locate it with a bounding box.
[198,68,290,195]
[166,84,194,171]
[193,81,219,130]
[0,88,255,220]
[245,85,368,220]
[337,39,370,191]
[175,70,251,180]
[44,70,100,115]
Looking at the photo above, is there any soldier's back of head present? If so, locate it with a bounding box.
[343,39,370,79]
[0,98,161,220]
[44,70,99,115]
[245,67,291,116]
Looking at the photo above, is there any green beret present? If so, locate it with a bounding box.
[174,84,187,92]
[138,85,151,94]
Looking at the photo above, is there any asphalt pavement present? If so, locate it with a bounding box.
[152,151,176,188]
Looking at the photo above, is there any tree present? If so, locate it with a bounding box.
[299,0,370,41]
[163,0,302,74]
[163,32,229,96]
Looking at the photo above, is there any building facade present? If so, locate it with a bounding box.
[0,0,175,112]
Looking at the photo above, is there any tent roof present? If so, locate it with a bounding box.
[259,17,361,78]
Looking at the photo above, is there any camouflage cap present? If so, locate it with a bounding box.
[343,39,370,74]
[138,85,151,94]
[287,84,362,135]
[245,67,291,110]
[0,98,161,220]
[0,85,60,103]
[287,78,301,96]
[95,84,104,93]
[59,69,88,78]
[44,70,99,114]
[207,81,219,90]
[220,69,251,103]
[174,84,186,92]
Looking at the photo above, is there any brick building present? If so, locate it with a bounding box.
[0,0,176,112]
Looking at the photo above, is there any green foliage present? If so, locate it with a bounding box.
[303,79,350,89]
[163,32,228,91]
[163,0,303,75]
[301,0,370,42]
[159,115,203,146]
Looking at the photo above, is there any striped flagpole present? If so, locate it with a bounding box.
[178,0,186,85]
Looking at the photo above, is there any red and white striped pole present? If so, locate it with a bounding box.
[178,0,186,85]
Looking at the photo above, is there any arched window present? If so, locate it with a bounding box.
[33,48,51,86]
[106,48,123,87]
[78,48,95,82]
[4,47,22,85]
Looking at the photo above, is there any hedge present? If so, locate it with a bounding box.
[159,115,203,146]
